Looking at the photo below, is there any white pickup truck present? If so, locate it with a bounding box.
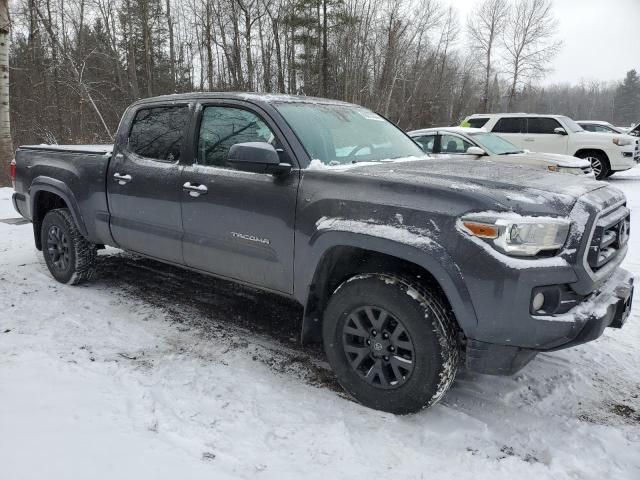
[462,113,640,179]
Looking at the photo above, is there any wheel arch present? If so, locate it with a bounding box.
[297,231,478,344]
[573,148,610,162]
[30,177,88,250]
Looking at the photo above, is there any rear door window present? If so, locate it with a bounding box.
[129,106,190,161]
[413,134,437,153]
[492,117,525,134]
[526,117,562,134]
[467,118,490,128]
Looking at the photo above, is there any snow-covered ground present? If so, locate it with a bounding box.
[1,173,639,480]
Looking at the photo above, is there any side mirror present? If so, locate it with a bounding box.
[466,146,486,155]
[227,142,292,175]
[554,127,567,136]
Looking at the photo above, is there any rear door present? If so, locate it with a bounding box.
[107,104,191,263]
[523,117,569,154]
[490,117,526,148]
[180,101,299,294]
[412,133,438,154]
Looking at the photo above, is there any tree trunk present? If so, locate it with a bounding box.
[125,0,140,99]
[166,0,176,91]
[320,0,328,96]
[205,0,215,91]
[0,0,12,186]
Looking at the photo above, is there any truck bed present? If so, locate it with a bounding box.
[19,144,113,155]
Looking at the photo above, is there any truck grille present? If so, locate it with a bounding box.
[586,206,630,272]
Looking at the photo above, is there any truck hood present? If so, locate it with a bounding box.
[345,157,618,215]
[573,130,634,143]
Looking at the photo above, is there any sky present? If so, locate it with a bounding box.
[440,0,640,85]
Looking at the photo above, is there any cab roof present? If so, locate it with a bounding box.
[131,92,353,108]
[467,113,567,118]
[409,127,487,135]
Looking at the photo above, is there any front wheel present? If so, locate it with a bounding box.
[41,208,97,284]
[577,151,610,180]
[322,274,459,414]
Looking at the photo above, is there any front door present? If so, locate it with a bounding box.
[180,102,299,294]
[107,104,191,263]
[437,133,476,158]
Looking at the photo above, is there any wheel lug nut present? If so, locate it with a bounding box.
[384,356,389,361]
[366,339,371,345]
[371,330,377,336]
[382,332,389,339]
[389,346,395,352]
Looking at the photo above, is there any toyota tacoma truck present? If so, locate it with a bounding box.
[11,93,635,414]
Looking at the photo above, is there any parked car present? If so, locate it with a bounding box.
[408,127,592,176]
[461,113,640,179]
[12,93,634,414]
[577,120,627,134]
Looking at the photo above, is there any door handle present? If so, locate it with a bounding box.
[524,138,535,142]
[113,173,132,185]
[183,182,208,197]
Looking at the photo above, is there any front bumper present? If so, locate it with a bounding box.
[466,267,634,375]
[611,145,640,170]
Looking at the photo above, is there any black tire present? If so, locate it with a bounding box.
[41,208,97,285]
[322,273,459,414]
[576,151,610,180]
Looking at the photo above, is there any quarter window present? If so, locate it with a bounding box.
[198,107,278,168]
[526,117,562,134]
[467,118,490,128]
[492,117,524,134]
[129,106,189,161]
[413,134,436,153]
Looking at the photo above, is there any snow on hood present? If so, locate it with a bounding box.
[574,129,636,143]
[312,157,612,215]
[509,151,590,168]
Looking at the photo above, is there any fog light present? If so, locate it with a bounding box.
[532,292,545,312]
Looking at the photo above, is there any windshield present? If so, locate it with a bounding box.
[559,116,584,133]
[468,132,523,155]
[274,103,425,165]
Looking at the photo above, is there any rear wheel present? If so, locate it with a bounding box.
[322,273,459,414]
[41,208,97,284]
[577,151,610,180]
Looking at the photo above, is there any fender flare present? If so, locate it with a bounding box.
[30,176,89,238]
[297,229,479,343]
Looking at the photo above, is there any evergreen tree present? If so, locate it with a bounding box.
[614,69,640,126]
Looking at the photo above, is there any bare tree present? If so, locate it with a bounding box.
[0,0,11,186]
[502,0,561,111]
[467,0,509,113]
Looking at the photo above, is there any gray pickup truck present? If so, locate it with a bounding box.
[11,93,634,414]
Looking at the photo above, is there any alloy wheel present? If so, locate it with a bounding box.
[46,225,70,271]
[342,306,415,389]
[588,156,602,178]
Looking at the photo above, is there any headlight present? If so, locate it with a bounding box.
[460,214,571,257]
[613,137,632,146]
[547,165,583,174]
